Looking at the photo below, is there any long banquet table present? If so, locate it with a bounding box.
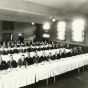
[0,53,88,88]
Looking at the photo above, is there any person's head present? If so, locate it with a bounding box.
[49,52,52,56]
[35,52,38,57]
[55,51,58,55]
[27,52,30,57]
[14,46,17,49]
[79,47,82,50]
[59,50,62,54]
[20,46,22,49]
[70,48,73,52]
[21,54,25,61]
[8,47,11,50]
[0,56,2,62]
[9,55,13,62]
[25,46,28,49]
[63,49,66,54]
[1,47,4,51]
[42,52,45,56]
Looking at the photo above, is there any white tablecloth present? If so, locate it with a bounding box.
[0,53,88,88]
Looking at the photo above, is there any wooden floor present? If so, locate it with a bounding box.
[21,67,88,88]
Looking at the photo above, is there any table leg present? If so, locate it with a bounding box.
[78,68,80,73]
[46,79,48,85]
[54,76,55,82]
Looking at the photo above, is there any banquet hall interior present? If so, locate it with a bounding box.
[1,0,88,88]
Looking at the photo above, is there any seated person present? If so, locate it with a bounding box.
[19,46,24,53]
[0,47,7,55]
[73,47,78,56]
[33,52,39,64]
[47,52,53,61]
[17,54,27,67]
[0,56,7,70]
[39,52,48,63]
[67,48,74,57]
[62,49,67,58]
[24,46,29,53]
[53,51,59,60]
[10,42,14,48]
[58,50,63,59]
[78,47,83,54]
[13,46,19,54]
[7,47,13,54]
[25,52,33,65]
[7,55,17,68]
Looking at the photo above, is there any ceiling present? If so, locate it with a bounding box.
[26,0,88,14]
[0,0,88,23]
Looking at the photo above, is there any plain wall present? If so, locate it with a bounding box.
[0,21,36,41]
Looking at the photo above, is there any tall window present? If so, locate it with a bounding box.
[72,19,85,42]
[57,21,66,40]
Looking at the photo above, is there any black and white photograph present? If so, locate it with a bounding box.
[0,0,88,88]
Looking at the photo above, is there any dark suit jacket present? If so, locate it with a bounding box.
[0,61,7,70]
[0,50,7,55]
[13,49,19,54]
[62,53,67,58]
[25,57,33,65]
[33,56,39,64]
[17,59,27,67]
[19,49,24,53]
[53,55,59,60]
[67,52,74,57]
[39,56,48,62]
[58,54,63,59]
[47,55,53,60]
[7,50,13,54]
[7,60,17,68]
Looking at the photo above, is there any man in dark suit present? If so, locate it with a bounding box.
[67,48,74,57]
[58,50,63,59]
[17,54,27,67]
[7,47,13,54]
[39,52,48,63]
[62,49,67,58]
[19,46,24,53]
[25,52,33,65]
[73,47,78,56]
[47,52,53,61]
[13,46,19,54]
[33,52,39,64]
[24,46,29,53]
[53,51,59,60]
[7,55,17,68]
[78,47,83,54]
[0,56,7,70]
[0,47,7,55]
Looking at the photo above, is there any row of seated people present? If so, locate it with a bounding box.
[1,41,51,48]
[0,45,60,55]
[0,45,83,55]
[0,48,83,70]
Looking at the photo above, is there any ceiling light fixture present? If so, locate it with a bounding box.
[52,17,56,22]
[32,22,34,25]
